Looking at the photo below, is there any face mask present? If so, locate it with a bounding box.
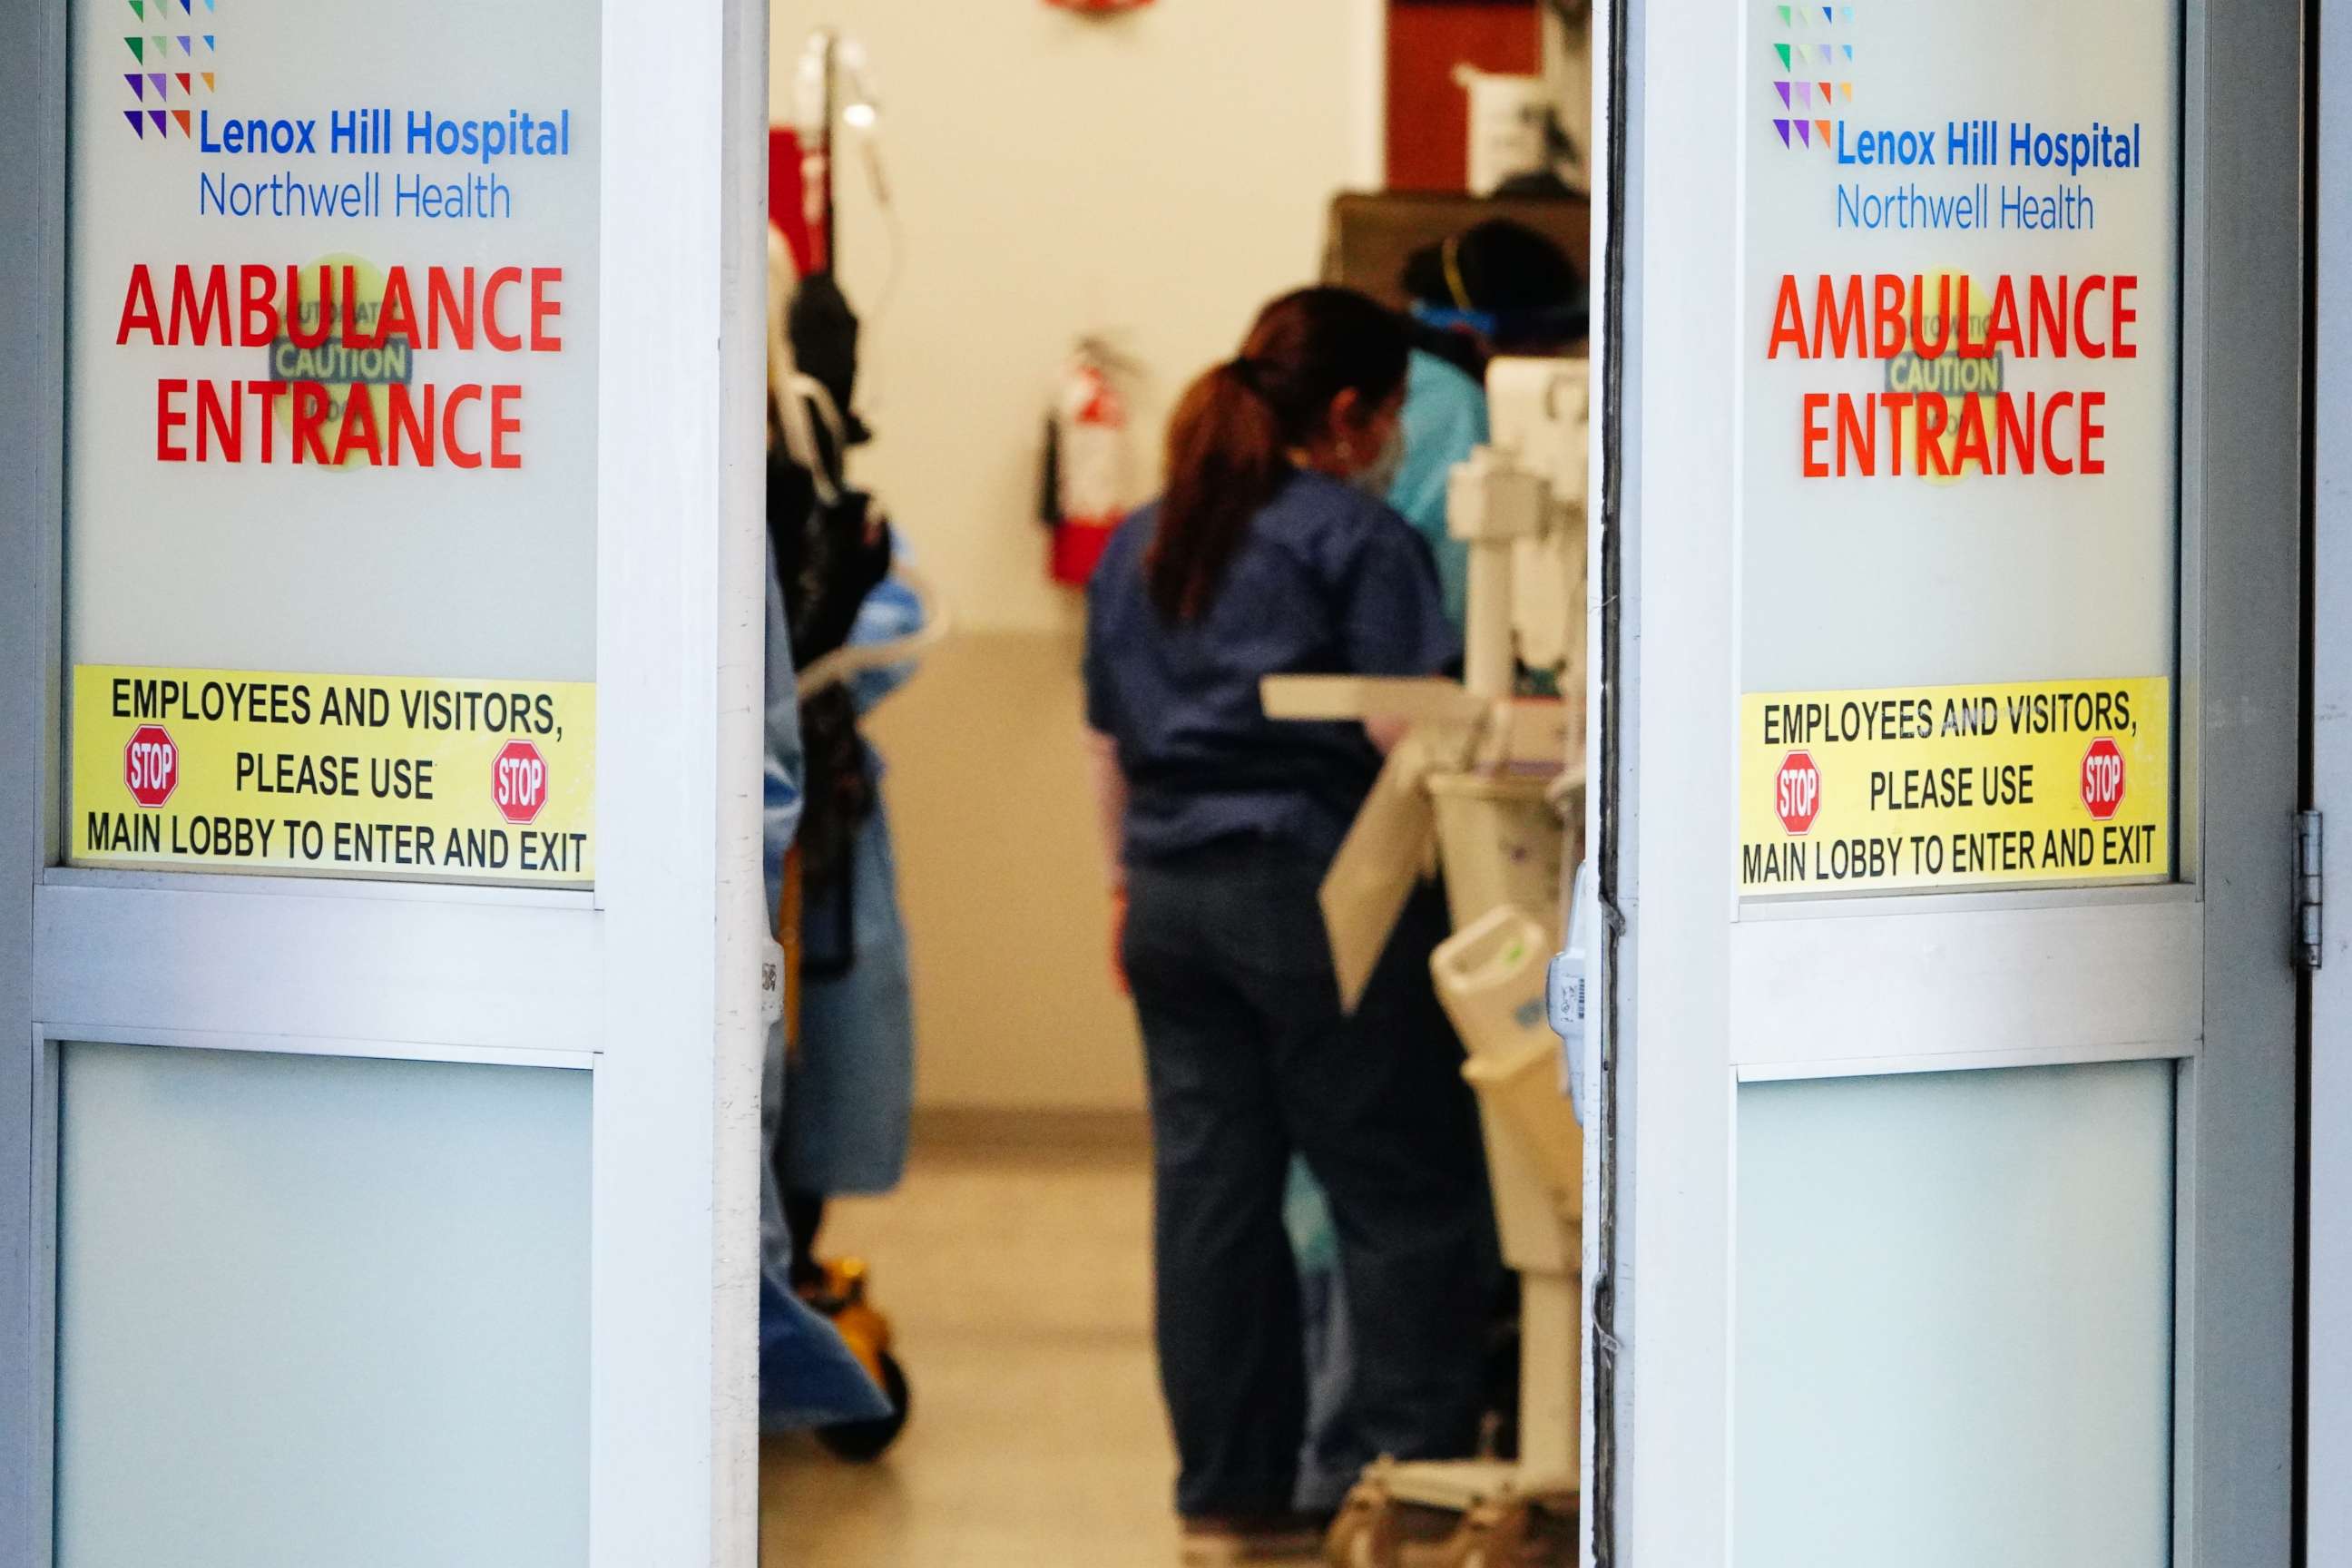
[1351,425,1406,501]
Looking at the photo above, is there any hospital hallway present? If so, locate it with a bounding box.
[760,1123,1183,1566]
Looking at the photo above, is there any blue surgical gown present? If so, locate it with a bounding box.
[779,572,926,1197]
[759,535,893,1430]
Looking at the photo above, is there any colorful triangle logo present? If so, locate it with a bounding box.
[176,72,191,94]
[125,73,143,100]
[1776,5,1789,21]
[1822,5,1833,19]
[1819,43,1833,62]
[127,0,142,17]
[148,72,164,97]
[1818,80,1831,99]
[203,34,215,49]
[1816,118,1832,144]
[148,109,166,133]
[125,35,142,62]
[172,109,190,135]
[1775,80,1791,107]
[201,71,214,91]
[181,0,192,11]
[1774,43,1791,67]
[1795,120,1810,146]
[1840,82,1853,101]
[1774,118,1791,147]
[178,35,191,52]
[1794,81,1810,105]
[125,108,145,136]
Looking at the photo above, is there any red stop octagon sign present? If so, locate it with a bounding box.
[493,740,549,826]
[123,724,179,809]
[2081,736,2126,820]
[1775,750,1821,835]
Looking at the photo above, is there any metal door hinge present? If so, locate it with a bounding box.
[2298,809,2324,971]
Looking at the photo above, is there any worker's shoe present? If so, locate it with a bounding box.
[1177,1512,1328,1565]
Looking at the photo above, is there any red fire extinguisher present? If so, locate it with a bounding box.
[1041,341,1137,587]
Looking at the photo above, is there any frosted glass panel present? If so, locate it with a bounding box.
[55,1042,590,1568]
[1735,1061,2173,1568]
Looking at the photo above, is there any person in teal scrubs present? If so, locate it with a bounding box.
[1386,349,1490,629]
[1290,218,1588,1508]
[1382,220,1586,631]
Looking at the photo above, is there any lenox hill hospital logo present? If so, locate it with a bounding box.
[108,0,578,224]
[1764,0,2148,192]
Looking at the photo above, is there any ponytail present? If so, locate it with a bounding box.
[1144,286,1410,624]
[1148,359,1283,622]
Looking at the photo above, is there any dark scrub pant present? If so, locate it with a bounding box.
[1122,842,1500,1520]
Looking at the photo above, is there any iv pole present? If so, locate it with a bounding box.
[794,28,839,274]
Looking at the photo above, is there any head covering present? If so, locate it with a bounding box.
[1401,218,1587,348]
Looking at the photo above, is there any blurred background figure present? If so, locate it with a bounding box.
[759,219,941,1457]
[754,225,897,1441]
[1279,213,1588,1517]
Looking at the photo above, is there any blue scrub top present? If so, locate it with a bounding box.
[1084,470,1459,867]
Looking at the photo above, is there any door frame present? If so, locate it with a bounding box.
[1588,0,2305,1563]
[2304,0,2349,1555]
[0,1,772,1563]
[0,0,64,1553]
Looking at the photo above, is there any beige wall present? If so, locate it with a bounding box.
[768,0,1381,634]
[771,1,1379,1110]
[867,631,1141,1112]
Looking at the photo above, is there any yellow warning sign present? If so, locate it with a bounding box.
[1740,677,2170,895]
[72,664,593,884]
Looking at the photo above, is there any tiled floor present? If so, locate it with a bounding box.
[759,1137,1186,1567]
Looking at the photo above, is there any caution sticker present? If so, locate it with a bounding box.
[1740,677,2169,896]
[73,664,593,884]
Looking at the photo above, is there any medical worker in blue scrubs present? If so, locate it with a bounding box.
[1084,287,1498,1559]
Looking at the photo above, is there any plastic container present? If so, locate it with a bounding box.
[1452,65,1551,196]
[1433,907,1584,1269]
[1463,1044,1582,1235]
[1427,769,1566,932]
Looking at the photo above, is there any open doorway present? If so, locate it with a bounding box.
[753,3,1596,1563]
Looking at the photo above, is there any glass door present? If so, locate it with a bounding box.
[1582,0,2304,1556]
[1,0,775,1562]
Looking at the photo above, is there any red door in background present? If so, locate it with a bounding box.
[1386,0,1542,191]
